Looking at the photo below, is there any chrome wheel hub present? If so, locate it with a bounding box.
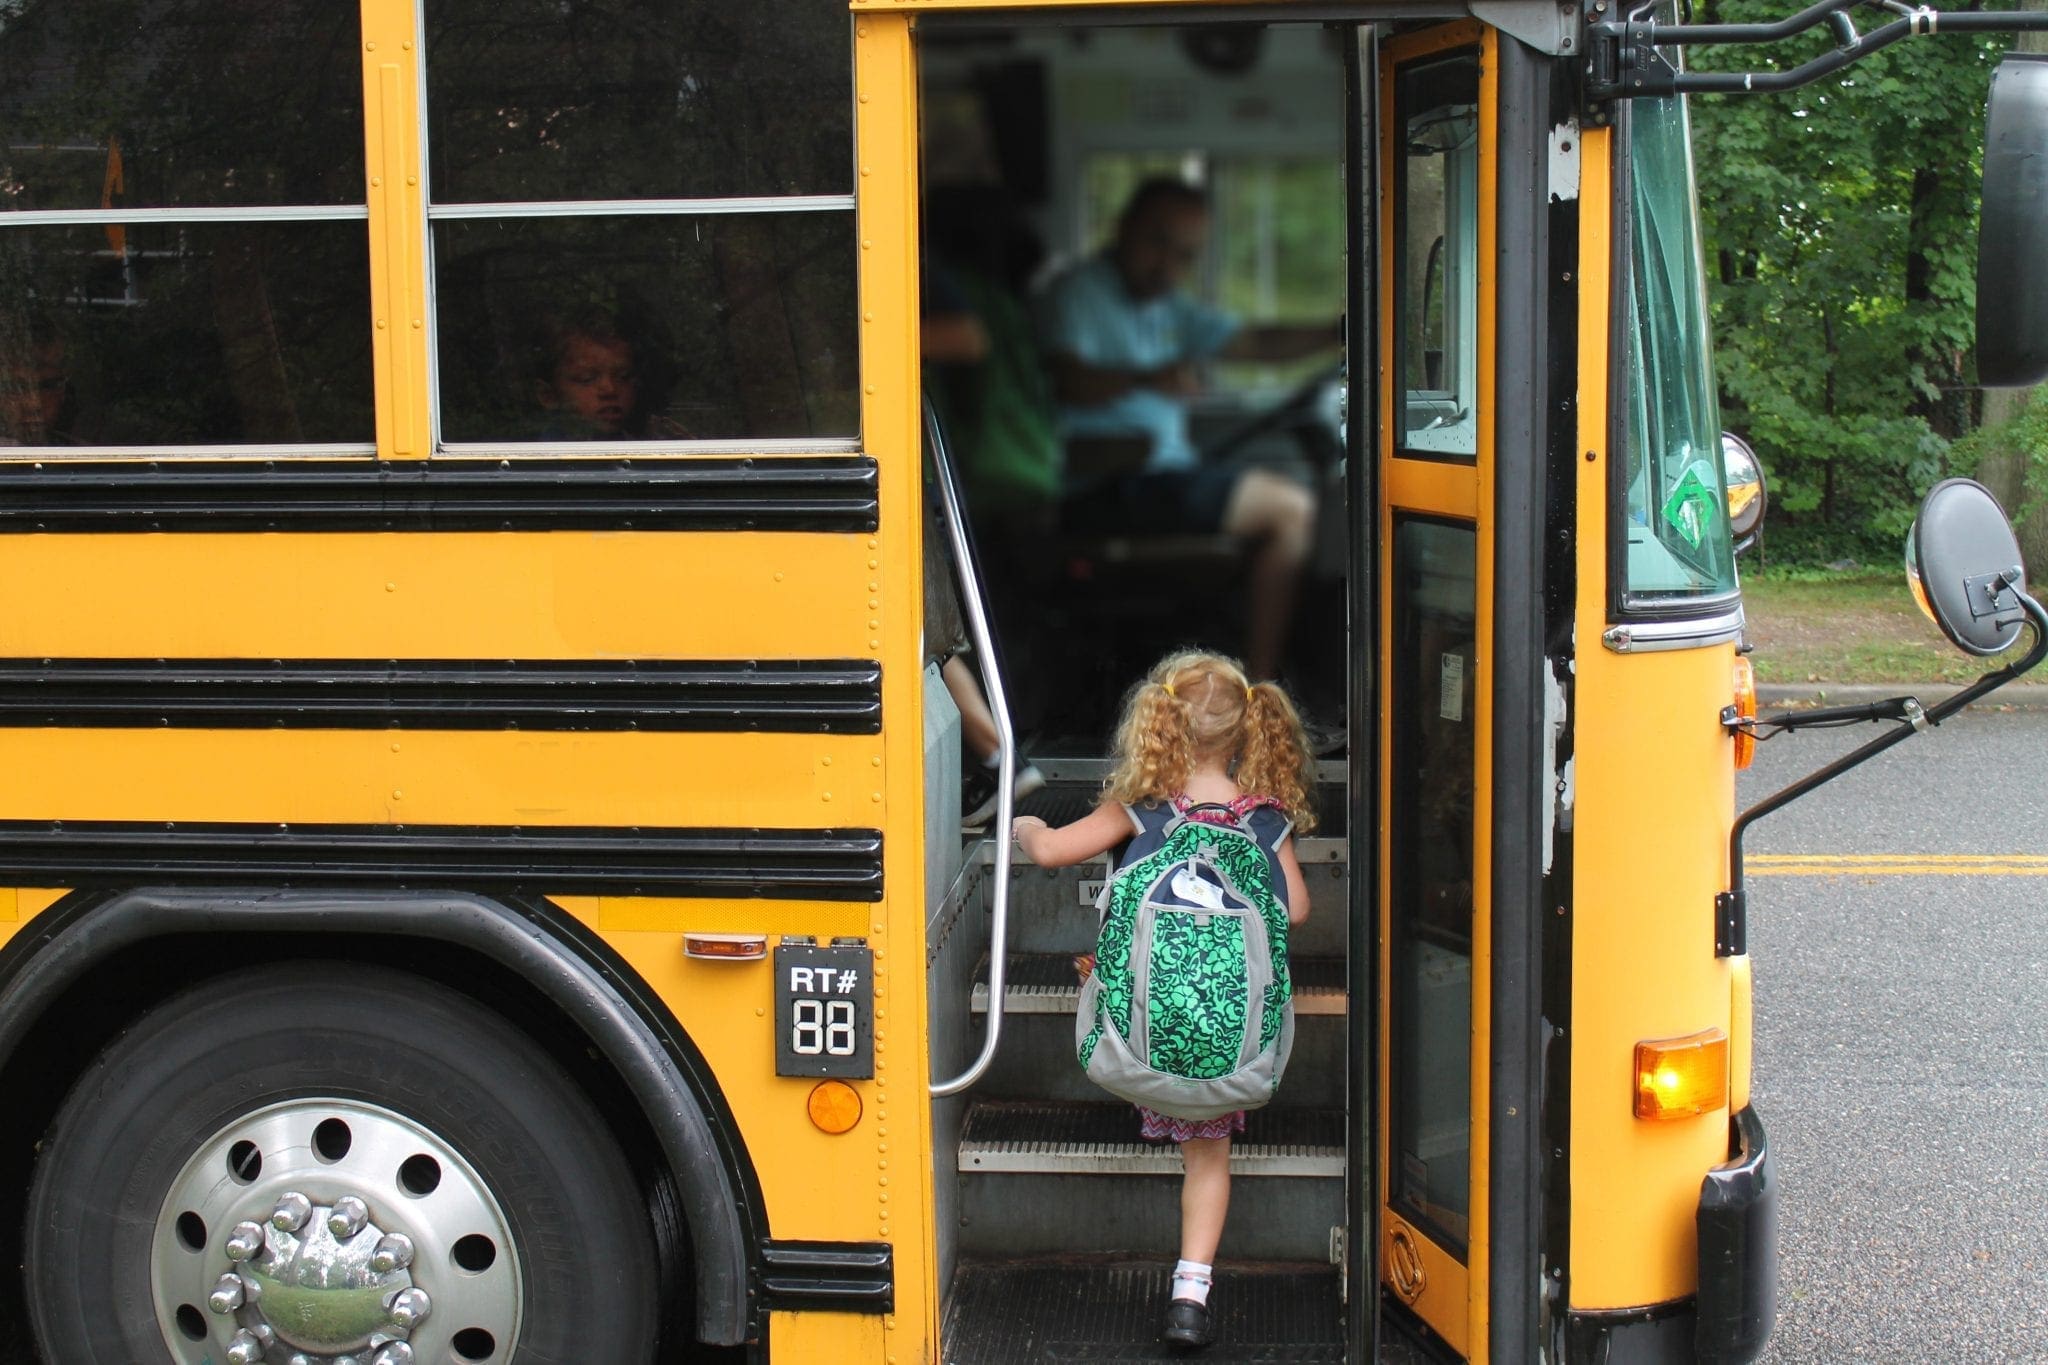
[153,1099,521,1364]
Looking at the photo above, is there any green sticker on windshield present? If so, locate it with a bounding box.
[1661,463,1718,551]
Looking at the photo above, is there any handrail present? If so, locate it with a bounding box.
[925,399,1019,1098]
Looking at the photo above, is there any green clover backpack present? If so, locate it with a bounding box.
[1075,799,1295,1120]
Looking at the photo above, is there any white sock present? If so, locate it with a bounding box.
[1171,1259,1213,1306]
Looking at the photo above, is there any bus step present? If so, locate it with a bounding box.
[959,1100,1342,1177]
[942,1255,1343,1363]
[971,952,1346,1017]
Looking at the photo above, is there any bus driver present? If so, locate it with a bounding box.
[1036,178,1341,682]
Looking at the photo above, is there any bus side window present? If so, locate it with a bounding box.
[0,2,374,448]
[422,0,861,448]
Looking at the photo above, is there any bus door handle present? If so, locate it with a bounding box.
[924,397,1017,1098]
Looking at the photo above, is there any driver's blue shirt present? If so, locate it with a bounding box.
[1035,254,1239,475]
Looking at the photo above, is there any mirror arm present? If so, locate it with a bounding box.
[1587,2,2048,105]
[1717,585,2048,958]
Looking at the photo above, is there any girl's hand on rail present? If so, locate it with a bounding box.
[1011,815,1050,862]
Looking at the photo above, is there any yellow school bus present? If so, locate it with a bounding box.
[1,1,2044,1363]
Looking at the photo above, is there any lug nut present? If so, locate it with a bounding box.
[371,1345,417,1365]
[327,1194,370,1239]
[288,1355,316,1365]
[370,1232,415,1273]
[270,1191,313,1232]
[224,1221,267,1261]
[226,1331,266,1365]
[385,1285,432,1329]
[207,1272,247,1313]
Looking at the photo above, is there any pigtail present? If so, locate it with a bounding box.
[1105,677,1195,807]
[1238,681,1317,833]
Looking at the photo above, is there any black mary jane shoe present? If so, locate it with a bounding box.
[1161,1298,1215,1352]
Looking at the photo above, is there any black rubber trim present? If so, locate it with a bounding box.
[0,820,883,901]
[0,658,882,734]
[0,457,878,533]
[1563,1296,1696,1363]
[0,888,766,1346]
[1538,48,1585,1365]
[1343,26,1385,1365]
[758,1240,894,1313]
[1490,34,1553,1362]
[1697,1106,1777,1364]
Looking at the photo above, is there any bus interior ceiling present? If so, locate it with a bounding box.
[920,20,1366,1362]
[920,20,1354,754]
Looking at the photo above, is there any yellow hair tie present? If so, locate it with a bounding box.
[1244,685,1255,701]
[1162,681,1177,698]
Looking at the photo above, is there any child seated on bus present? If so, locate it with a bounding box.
[532,309,690,441]
[1012,651,1314,1351]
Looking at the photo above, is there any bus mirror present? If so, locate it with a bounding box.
[1905,478,2028,657]
[1977,55,2048,388]
[1722,432,1766,554]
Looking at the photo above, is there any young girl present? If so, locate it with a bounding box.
[1012,650,1316,1351]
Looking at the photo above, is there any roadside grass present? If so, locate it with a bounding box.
[1742,570,2034,685]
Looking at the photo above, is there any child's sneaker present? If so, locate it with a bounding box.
[1161,1299,1213,1351]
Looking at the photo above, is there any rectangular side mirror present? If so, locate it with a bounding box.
[1978,55,2048,388]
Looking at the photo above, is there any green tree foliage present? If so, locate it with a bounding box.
[1688,5,2012,562]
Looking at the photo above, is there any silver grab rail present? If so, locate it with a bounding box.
[925,398,1018,1098]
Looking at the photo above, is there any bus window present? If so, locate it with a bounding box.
[1620,93,1738,604]
[422,0,859,449]
[0,1,374,449]
[0,2,365,210]
[1388,515,1478,1254]
[1396,54,1480,459]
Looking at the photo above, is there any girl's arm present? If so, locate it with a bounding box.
[1012,801,1132,869]
[1277,835,1312,926]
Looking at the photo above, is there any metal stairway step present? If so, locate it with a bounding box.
[942,1255,1345,1364]
[958,1099,1344,1178]
[972,952,1346,1017]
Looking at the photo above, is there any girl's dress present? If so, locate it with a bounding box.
[1115,791,1294,1145]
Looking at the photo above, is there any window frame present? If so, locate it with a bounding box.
[414,4,862,458]
[1603,95,1745,647]
[0,4,377,460]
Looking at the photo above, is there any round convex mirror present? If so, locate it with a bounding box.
[1905,478,2028,656]
[1722,432,1766,552]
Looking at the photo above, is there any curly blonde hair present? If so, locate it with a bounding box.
[1104,650,1317,832]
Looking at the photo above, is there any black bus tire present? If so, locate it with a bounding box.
[23,962,660,1364]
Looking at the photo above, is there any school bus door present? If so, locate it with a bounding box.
[1376,23,1494,1360]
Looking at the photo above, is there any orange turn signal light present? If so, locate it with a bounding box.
[1634,1029,1729,1121]
[683,933,769,961]
[1730,656,1757,771]
[807,1080,864,1135]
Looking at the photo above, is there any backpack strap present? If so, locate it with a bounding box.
[1243,802,1295,854]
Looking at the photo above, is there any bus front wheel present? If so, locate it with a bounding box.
[23,963,660,1365]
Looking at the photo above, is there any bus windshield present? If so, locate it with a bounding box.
[1621,93,1738,606]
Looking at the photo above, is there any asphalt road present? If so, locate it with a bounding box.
[1742,705,2048,1362]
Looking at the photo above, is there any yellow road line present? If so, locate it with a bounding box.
[1751,853,2048,877]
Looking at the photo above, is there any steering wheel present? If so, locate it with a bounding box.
[1196,357,1346,469]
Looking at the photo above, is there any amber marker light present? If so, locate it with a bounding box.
[808,1080,864,1134]
[1634,1029,1729,1121]
[1730,656,1757,770]
[683,933,769,961]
